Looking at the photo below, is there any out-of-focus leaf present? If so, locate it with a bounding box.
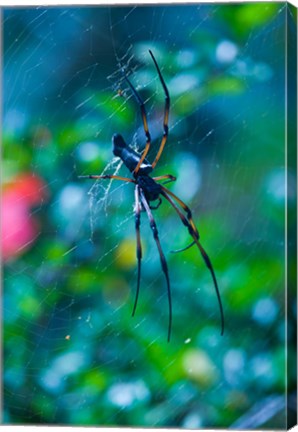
[182,348,219,387]
[216,4,281,38]
[207,76,245,96]
[91,91,135,128]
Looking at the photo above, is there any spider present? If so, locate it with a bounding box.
[79,50,224,341]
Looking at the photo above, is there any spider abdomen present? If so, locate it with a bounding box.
[137,175,161,202]
[112,133,153,175]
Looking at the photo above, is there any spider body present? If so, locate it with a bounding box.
[80,50,224,341]
[113,132,161,204]
[113,133,153,175]
[136,175,162,202]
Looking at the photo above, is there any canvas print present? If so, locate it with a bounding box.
[2,2,297,429]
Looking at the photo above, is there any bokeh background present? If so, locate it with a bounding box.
[3,3,297,428]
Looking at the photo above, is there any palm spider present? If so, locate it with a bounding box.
[79,50,224,341]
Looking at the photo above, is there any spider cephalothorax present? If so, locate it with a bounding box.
[80,50,224,341]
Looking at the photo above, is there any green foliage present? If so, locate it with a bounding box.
[216,3,282,38]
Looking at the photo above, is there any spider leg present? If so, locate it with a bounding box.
[171,241,196,253]
[149,197,162,210]
[123,74,151,176]
[149,50,170,170]
[153,177,194,249]
[153,175,176,185]
[139,189,172,342]
[160,186,200,239]
[78,174,135,183]
[132,184,142,317]
[154,177,192,253]
[161,190,224,336]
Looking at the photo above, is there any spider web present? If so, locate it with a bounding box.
[3,3,294,429]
